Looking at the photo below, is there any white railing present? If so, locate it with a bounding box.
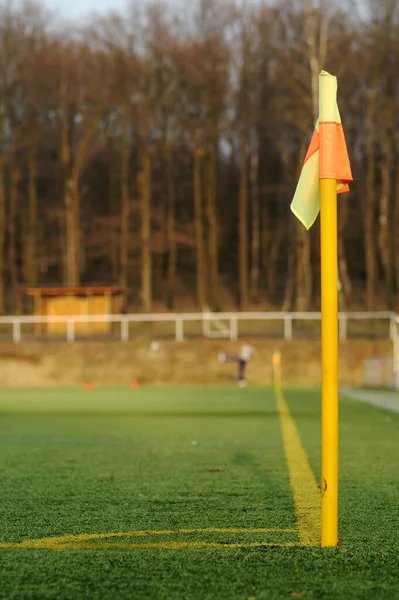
[0,311,395,343]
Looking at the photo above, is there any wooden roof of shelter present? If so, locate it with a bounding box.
[25,286,123,296]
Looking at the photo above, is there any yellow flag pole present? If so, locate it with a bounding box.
[319,73,339,547]
[320,178,338,546]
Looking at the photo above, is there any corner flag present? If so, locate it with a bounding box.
[290,71,353,229]
[290,70,353,548]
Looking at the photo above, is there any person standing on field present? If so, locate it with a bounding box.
[219,341,255,387]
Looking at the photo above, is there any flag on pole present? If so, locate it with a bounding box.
[290,71,353,230]
[288,70,354,547]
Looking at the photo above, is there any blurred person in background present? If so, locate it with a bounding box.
[219,341,255,387]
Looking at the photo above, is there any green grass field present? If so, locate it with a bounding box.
[0,385,398,599]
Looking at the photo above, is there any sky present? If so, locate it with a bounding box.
[44,0,177,20]
[44,0,129,19]
[41,0,367,23]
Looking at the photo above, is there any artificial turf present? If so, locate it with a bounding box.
[0,386,398,599]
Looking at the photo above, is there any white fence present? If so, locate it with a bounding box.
[0,310,395,344]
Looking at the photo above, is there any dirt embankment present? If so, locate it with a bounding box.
[0,339,392,387]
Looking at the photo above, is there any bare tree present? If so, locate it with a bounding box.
[0,109,5,313]
[139,135,152,312]
[8,142,21,312]
[364,84,378,310]
[237,21,252,309]
[163,133,177,308]
[0,0,394,315]
[250,147,260,301]
[59,45,108,285]
[119,106,130,293]
[193,135,207,309]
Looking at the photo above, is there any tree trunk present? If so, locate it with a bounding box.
[260,200,268,297]
[206,124,219,309]
[0,124,5,314]
[24,143,38,285]
[250,148,260,302]
[194,138,207,309]
[394,134,399,309]
[295,223,312,310]
[64,178,79,286]
[268,222,283,306]
[9,145,21,313]
[120,107,130,292]
[283,220,295,311]
[64,125,97,286]
[364,86,378,310]
[260,201,270,302]
[60,71,80,286]
[108,138,118,283]
[338,198,352,309]
[379,132,393,305]
[239,124,249,309]
[140,149,152,312]
[165,143,177,309]
[61,76,97,286]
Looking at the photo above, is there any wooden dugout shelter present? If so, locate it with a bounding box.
[25,286,124,335]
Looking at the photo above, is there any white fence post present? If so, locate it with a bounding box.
[284,315,293,340]
[339,315,347,341]
[175,317,184,342]
[12,320,21,343]
[121,319,129,342]
[202,315,210,337]
[230,316,238,341]
[67,320,75,343]
[390,315,396,340]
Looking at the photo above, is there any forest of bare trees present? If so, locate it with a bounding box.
[0,0,398,314]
